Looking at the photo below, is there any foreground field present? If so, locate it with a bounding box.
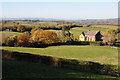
[2,45,118,65]
[2,58,119,79]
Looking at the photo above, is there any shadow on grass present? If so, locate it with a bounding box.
[2,58,119,80]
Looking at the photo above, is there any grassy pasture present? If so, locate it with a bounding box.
[2,58,119,79]
[48,25,117,38]
[22,21,58,26]
[70,25,116,38]
[2,46,118,65]
[38,22,58,25]
[47,27,106,39]
[90,25,118,29]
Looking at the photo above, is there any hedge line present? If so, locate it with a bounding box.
[2,50,119,77]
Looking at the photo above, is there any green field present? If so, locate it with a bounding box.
[47,27,106,39]
[90,25,118,29]
[71,25,118,38]
[48,25,118,38]
[70,27,106,38]
[2,58,119,79]
[2,45,118,65]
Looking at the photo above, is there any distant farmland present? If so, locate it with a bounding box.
[48,24,118,38]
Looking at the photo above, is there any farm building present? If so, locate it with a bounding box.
[79,30,103,41]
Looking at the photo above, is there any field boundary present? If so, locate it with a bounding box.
[2,50,119,77]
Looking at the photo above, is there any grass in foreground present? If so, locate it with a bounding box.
[2,45,118,65]
[2,58,119,79]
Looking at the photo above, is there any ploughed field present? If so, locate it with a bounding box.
[2,45,118,65]
[2,58,119,79]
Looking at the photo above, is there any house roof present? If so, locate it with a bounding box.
[84,30,100,36]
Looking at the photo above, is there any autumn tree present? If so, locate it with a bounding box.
[18,33,30,47]
[30,30,60,44]
[17,25,26,32]
[11,24,18,32]
[6,35,17,46]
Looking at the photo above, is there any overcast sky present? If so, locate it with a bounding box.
[1,2,118,19]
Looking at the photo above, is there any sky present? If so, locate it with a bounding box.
[0,0,119,2]
[1,2,118,20]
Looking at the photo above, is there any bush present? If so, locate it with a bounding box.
[65,41,89,45]
[80,41,90,45]
[90,41,103,46]
[65,41,81,45]
[114,42,120,46]
[100,65,119,76]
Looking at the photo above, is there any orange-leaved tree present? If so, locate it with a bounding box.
[18,33,30,47]
[30,30,60,44]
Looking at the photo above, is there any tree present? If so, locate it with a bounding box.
[103,29,118,43]
[107,29,118,35]
[17,25,26,32]
[107,29,118,42]
[18,33,30,47]
[61,24,73,42]
[30,30,60,44]
[11,24,18,32]
[6,35,17,46]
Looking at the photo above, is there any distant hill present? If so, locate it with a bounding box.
[68,18,118,25]
[0,18,118,25]
[1,18,62,21]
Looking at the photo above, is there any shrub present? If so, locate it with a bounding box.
[114,42,120,46]
[100,65,119,76]
[80,41,90,45]
[64,41,89,45]
[90,41,103,46]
